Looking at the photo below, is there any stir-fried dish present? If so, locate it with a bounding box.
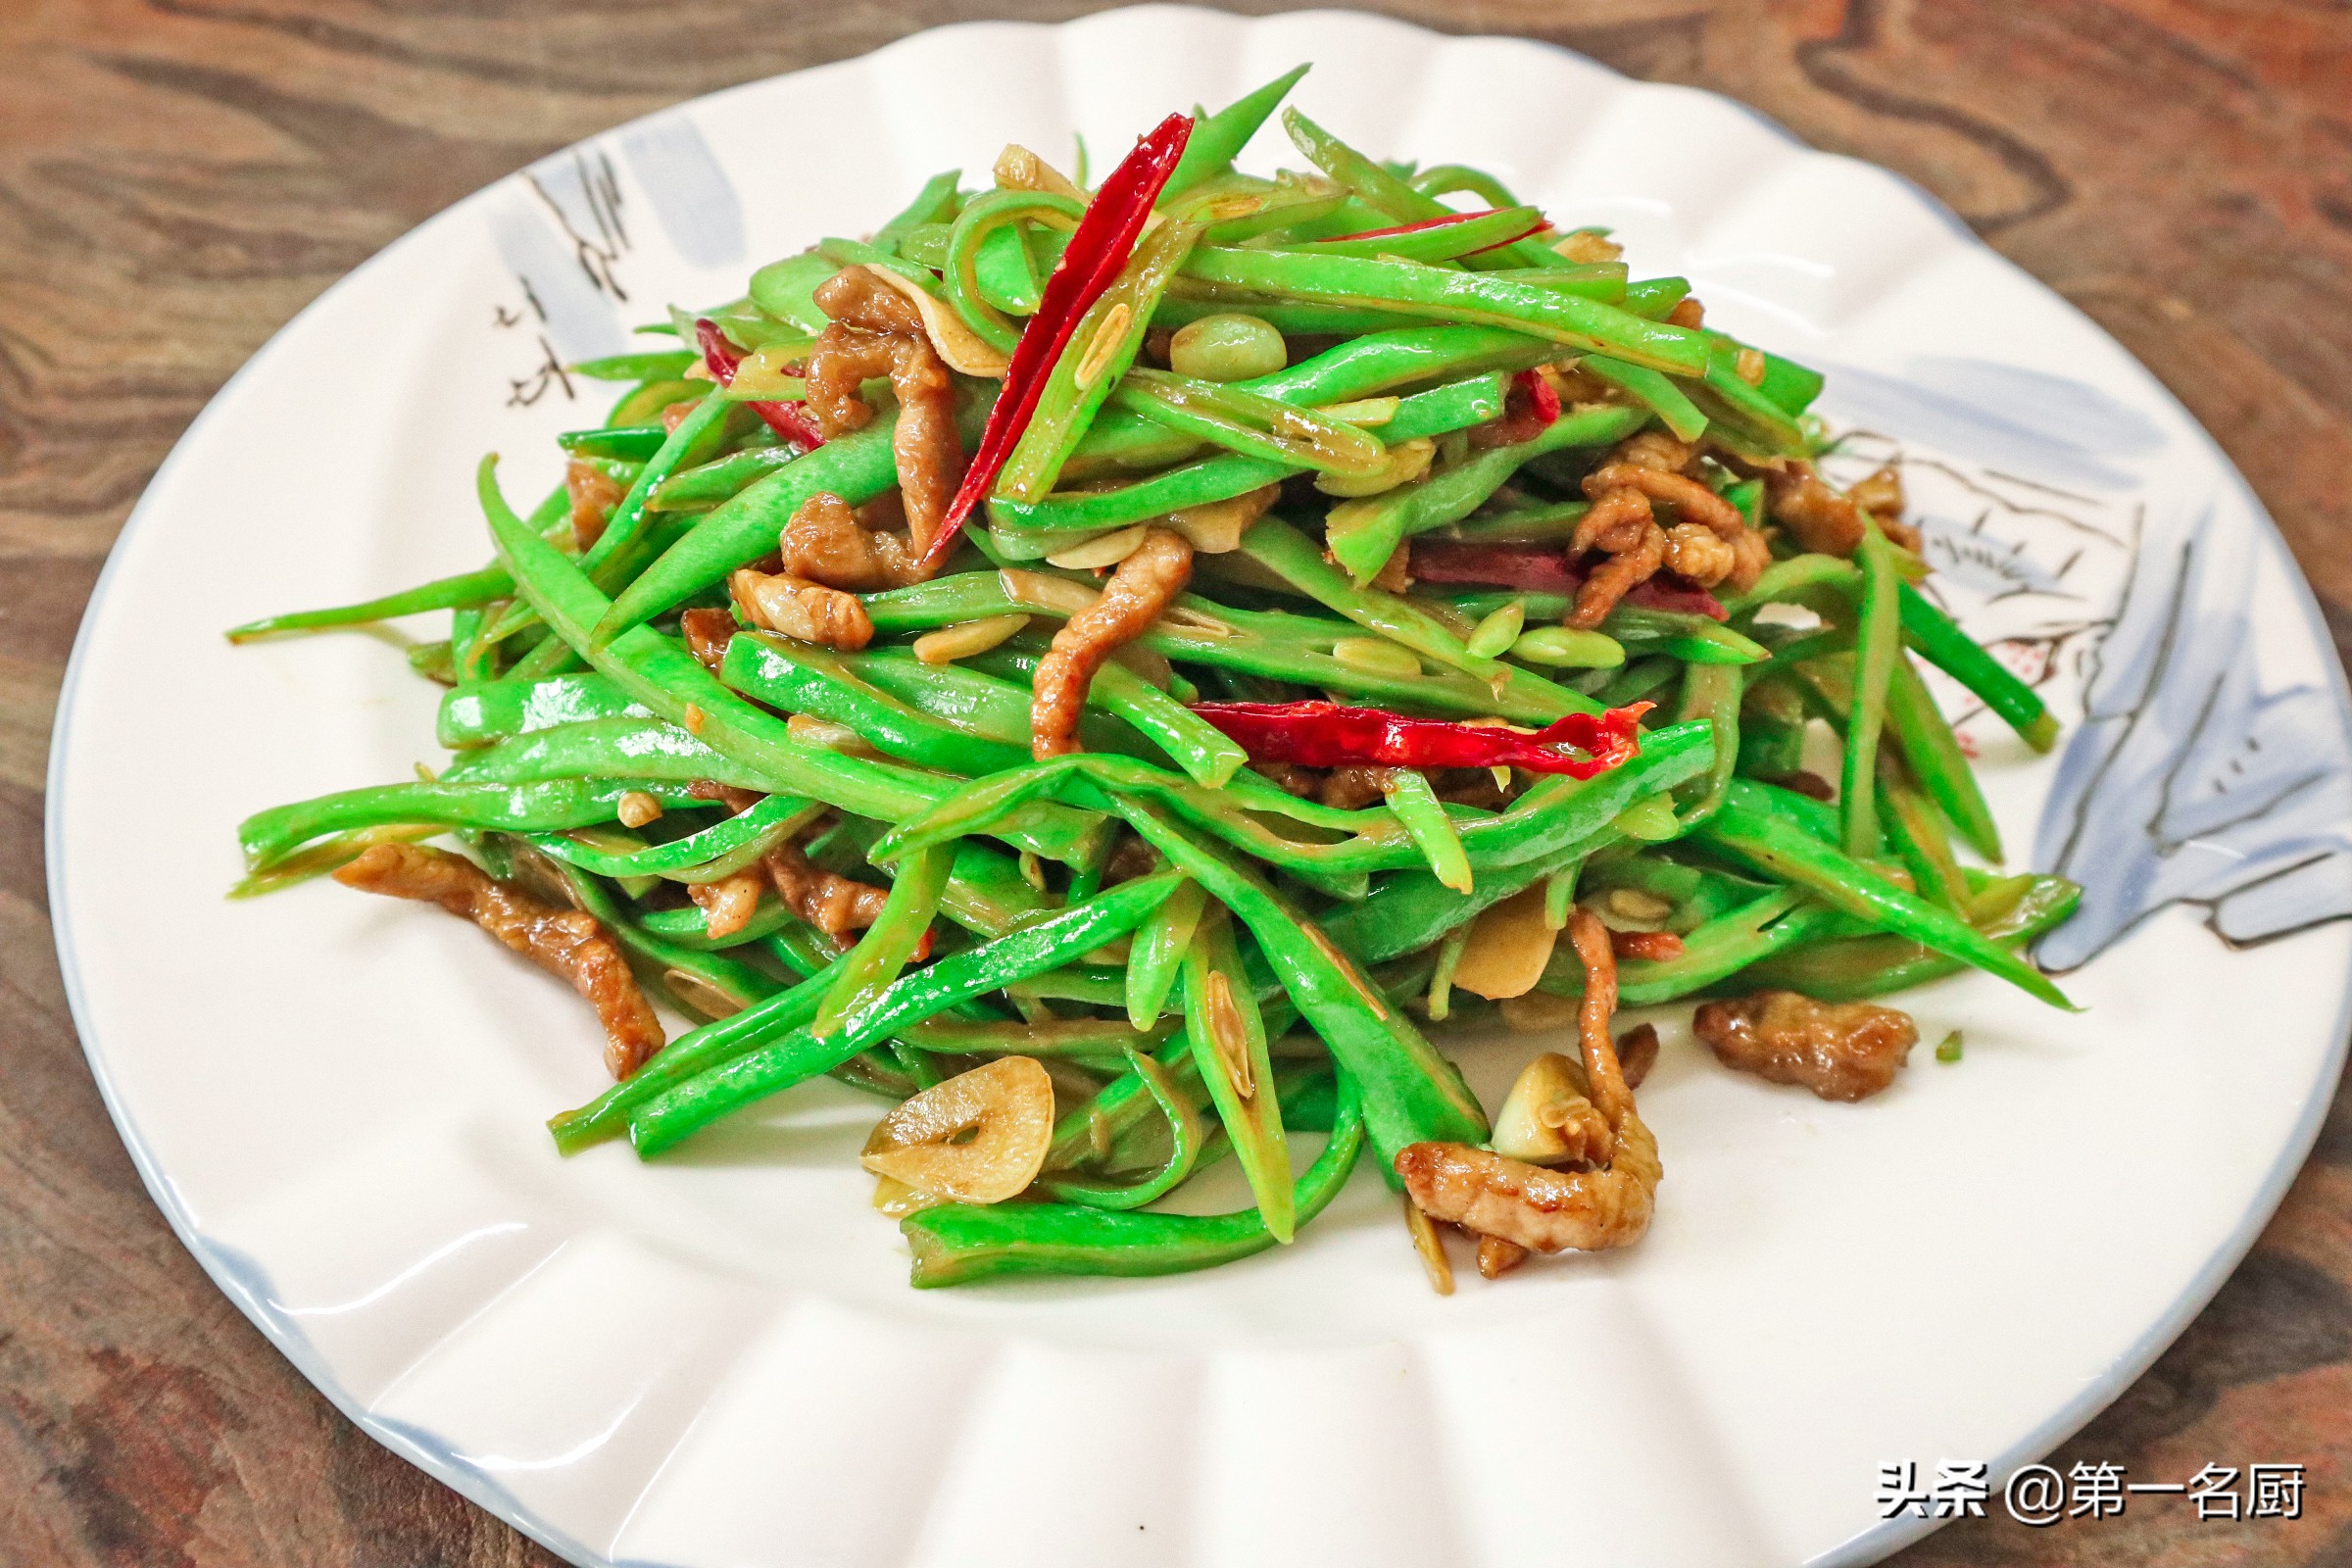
[230,68,2079,1291]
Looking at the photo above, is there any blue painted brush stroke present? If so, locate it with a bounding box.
[1820,358,2165,492]
[490,115,744,363]
[619,114,746,270]
[2034,497,2352,968]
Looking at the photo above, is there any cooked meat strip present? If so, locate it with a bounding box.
[679,607,737,674]
[1318,764,1396,810]
[1762,461,1866,557]
[802,267,968,558]
[1251,761,1321,799]
[1568,518,1667,630]
[1396,909,1660,1254]
[1583,463,1746,541]
[1691,989,1918,1102]
[777,490,923,591]
[1031,527,1192,760]
[690,868,765,942]
[1612,428,1695,473]
[812,264,926,336]
[1571,485,1652,554]
[1662,521,1737,588]
[1608,928,1686,962]
[565,458,628,554]
[1615,1021,1659,1090]
[334,844,663,1079]
[764,840,890,936]
[1667,296,1706,329]
[730,567,874,650]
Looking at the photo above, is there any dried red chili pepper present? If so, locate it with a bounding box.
[1411,542,1729,619]
[918,111,1196,572]
[1516,366,1561,425]
[695,318,826,450]
[1189,700,1651,777]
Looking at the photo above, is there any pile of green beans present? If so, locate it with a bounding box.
[228,63,2081,1291]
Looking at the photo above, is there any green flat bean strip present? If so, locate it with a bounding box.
[1280,110,1561,270]
[1179,247,1711,375]
[870,570,1575,723]
[638,896,804,951]
[1110,368,1386,475]
[1184,908,1294,1241]
[1037,1047,1207,1209]
[1885,653,2003,862]
[1410,163,1519,209]
[1125,877,1208,1028]
[1882,769,1970,912]
[1433,500,1590,546]
[875,170,961,254]
[1674,662,1741,828]
[649,446,800,513]
[439,715,757,793]
[479,394,740,649]
[479,459,1103,864]
[549,945,849,1153]
[997,219,1203,504]
[817,843,951,1037]
[849,646,1157,764]
[227,823,442,899]
[722,632,1033,776]
[1695,784,2075,1009]
[528,792,819,883]
[1538,887,1823,1002]
[625,869,1186,1154]
[944,188,1086,353]
[1322,406,1649,582]
[1107,799,1488,1173]
[1070,324,1553,475]
[438,672,648,749]
[994,372,1508,535]
[594,384,994,643]
[1726,874,2081,1002]
[901,1067,1363,1286]
[559,425,667,461]
[1579,356,1708,442]
[228,564,516,643]
[1381,769,1471,893]
[1163,64,1311,199]
[238,778,709,871]
[748,251,838,333]
[1242,516,1598,714]
[1897,582,2059,752]
[574,350,697,382]
[1292,206,1554,266]
[1841,522,1900,858]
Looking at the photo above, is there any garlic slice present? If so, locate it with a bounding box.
[862,264,1012,378]
[1450,885,1560,1000]
[859,1056,1055,1204]
[1492,1052,1613,1166]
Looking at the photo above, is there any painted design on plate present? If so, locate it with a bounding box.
[1822,359,2352,969]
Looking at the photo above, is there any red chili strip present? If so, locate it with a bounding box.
[695,318,825,449]
[918,112,1195,572]
[1189,700,1651,778]
[1411,542,1729,619]
[1325,209,1509,242]
[1516,367,1561,426]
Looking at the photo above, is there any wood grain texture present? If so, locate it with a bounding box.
[3,2,2347,1563]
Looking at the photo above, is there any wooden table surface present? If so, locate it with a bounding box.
[5,1,2348,1562]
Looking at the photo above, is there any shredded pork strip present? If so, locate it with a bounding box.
[1395,909,1660,1255]
[802,266,968,561]
[1692,990,1918,1102]
[778,490,925,590]
[564,458,627,554]
[1030,527,1193,760]
[764,840,890,937]
[730,566,874,650]
[334,844,664,1079]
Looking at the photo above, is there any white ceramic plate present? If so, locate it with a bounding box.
[49,8,2352,1564]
